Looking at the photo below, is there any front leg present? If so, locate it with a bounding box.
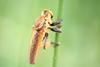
[50,19,62,26]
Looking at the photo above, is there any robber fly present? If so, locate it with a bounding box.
[30,9,62,64]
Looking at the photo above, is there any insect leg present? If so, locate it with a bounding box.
[50,19,62,33]
[50,19,62,26]
[49,27,62,33]
[43,33,49,49]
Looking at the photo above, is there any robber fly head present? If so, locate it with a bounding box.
[41,9,53,19]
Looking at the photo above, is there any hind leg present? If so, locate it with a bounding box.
[43,33,49,49]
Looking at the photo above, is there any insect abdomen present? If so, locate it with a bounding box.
[30,29,45,64]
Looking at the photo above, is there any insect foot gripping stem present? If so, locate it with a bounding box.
[55,19,62,28]
[50,27,62,33]
[50,19,63,26]
[50,19,62,33]
[51,41,61,46]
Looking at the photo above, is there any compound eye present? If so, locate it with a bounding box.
[51,15,53,18]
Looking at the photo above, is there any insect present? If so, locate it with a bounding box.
[29,9,62,64]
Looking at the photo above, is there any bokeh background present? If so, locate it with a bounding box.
[0,0,100,67]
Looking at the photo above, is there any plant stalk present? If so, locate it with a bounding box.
[52,0,64,67]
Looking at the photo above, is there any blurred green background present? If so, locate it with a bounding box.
[0,0,100,67]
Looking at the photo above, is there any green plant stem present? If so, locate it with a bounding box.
[52,0,63,67]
